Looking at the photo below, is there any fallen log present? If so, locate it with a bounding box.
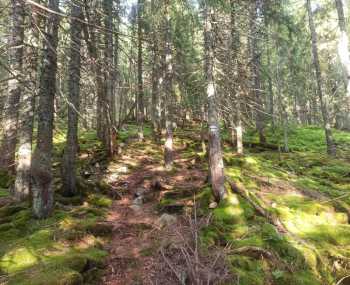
[245,141,280,151]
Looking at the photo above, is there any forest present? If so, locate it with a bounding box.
[1,0,350,284]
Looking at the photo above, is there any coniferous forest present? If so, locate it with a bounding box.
[1,0,350,284]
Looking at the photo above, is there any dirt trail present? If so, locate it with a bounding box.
[100,140,206,285]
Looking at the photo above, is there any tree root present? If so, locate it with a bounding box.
[226,177,287,233]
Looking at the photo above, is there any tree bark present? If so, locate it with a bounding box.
[82,1,105,142]
[31,0,60,219]
[151,0,161,142]
[0,0,25,172]
[61,1,83,197]
[230,0,243,155]
[250,0,266,144]
[14,1,39,200]
[204,2,226,201]
[306,0,337,156]
[164,0,174,170]
[335,0,350,129]
[103,0,115,157]
[137,0,144,141]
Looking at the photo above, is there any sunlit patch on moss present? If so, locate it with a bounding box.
[1,247,39,273]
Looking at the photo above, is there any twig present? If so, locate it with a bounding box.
[160,248,183,284]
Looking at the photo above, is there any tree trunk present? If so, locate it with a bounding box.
[306,0,336,156]
[151,37,162,143]
[114,0,120,127]
[14,1,39,200]
[204,2,226,201]
[164,0,174,170]
[137,0,144,141]
[0,0,25,172]
[335,0,350,129]
[236,99,244,155]
[230,0,243,155]
[61,1,83,197]
[31,0,60,219]
[151,0,161,143]
[82,1,105,142]
[250,0,266,144]
[103,0,115,157]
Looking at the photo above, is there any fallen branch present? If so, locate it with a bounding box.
[226,177,287,233]
[231,246,274,259]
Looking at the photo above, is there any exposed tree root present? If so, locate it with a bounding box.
[226,177,287,233]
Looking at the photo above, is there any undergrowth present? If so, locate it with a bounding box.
[214,126,350,284]
[1,123,350,285]
[0,129,116,285]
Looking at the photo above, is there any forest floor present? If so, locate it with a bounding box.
[0,124,350,284]
[100,130,209,284]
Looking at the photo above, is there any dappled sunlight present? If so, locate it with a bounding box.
[0,247,39,274]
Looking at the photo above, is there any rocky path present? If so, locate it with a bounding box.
[100,139,207,285]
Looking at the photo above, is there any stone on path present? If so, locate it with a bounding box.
[156,213,177,228]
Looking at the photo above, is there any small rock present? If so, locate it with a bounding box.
[157,214,177,228]
[134,187,147,197]
[106,173,119,182]
[133,196,144,205]
[119,166,128,174]
[130,205,142,212]
[209,202,218,209]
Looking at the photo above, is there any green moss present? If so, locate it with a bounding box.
[0,170,13,188]
[1,247,39,273]
[87,194,112,208]
[0,188,9,197]
[56,195,83,206]
[276,270,321,285]
[213,194,246,225]
[12,209,32,227]
[9,267,84,285]
[0,204,27,218]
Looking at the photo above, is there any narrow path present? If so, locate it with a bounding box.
[100,138,206,284]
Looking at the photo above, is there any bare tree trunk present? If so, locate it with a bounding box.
[0,0,25,172]
[151,39,161,142]
[335,0,350,129]
[31,0,60,219]
[103,0,115,157]
[151,0,161,143]
[61,1,83,197]
[236,99,243,155]
[14,2,39,200]
[230,0,243,155]
[114,0,120,127]
[164,0,174,170]
[82,1,105,141]
[204,2,226,202]
[306,0,336,156]
[266,32,275,129]
[137,0,144,141]
[250,0,266,144]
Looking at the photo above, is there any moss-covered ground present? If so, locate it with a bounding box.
[0,130,114,285]
[198,125,350,285]
[1,123,350,284]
